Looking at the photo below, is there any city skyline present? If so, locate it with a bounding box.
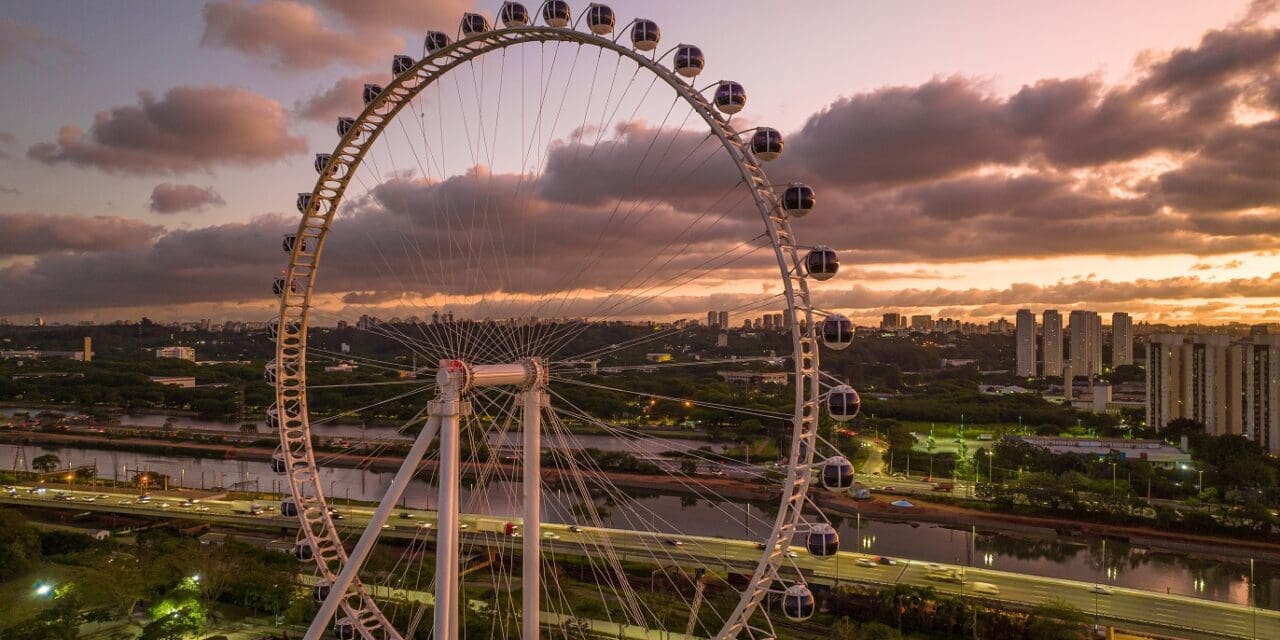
[1,2,1280,324]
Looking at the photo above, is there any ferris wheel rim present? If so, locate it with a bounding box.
[272,18,822,640]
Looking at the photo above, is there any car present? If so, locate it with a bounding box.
[137,494,152,502]
[543,532,560,540]
[4,487,18,496]
[328,509,344,520]
[417,522,432,529]
[1089,584,1115,595]
[55,493,74,501]
[180,500,194,508]
[568,525,582,533]
[855,558,875,568]
[877,556,898,566]
[381,524,392,530]
[96,494,109,499]
[117,499,133,505]
[80,496,96,502]
[459,523,469,530]
[871,471,881,476]
[158,502,171,508]
[893,473,905,479]
[756,542,768,551]
[195,506,210,512]
[970,582,1001,596]
[784,550,798,559]
[398,511,414,519]
[882,485,896,492]
[666,538,684,547]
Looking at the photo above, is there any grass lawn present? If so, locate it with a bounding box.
[0,561,92,629]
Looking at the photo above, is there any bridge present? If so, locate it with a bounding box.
[3,487,1274,640]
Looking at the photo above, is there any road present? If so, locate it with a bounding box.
[5,485,1275,640]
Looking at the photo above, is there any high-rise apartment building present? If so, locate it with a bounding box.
[718,311,729,329]
[1147,334,1280,453]
[881,313,904,331]
[1043,310,1063,378]
[1015,309,1036,377]
[1068,310,1102,379]
[910,315,934,332]
[1238,335,1280,454]
[1112,312,1133,367]
[707,311,718,328]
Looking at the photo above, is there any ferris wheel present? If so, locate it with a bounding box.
[269,3,862,639]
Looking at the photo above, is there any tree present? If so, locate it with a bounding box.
[0,509,40,581]
[142,578,206,640]
[83,552,153,618]
[20,585,109,640]
[1026,599,1089,640]
[31,454,61,473]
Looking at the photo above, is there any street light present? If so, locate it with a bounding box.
[34,583,53,597]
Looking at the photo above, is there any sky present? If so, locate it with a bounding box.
[2,0,1280,326]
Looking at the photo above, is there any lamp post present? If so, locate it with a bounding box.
[1250,557,1256,639]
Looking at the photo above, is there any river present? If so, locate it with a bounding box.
[2,440,1276,612]
[0,406,722,456]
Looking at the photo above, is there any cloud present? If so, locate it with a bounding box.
[149,183,227,214]
[0,17,83,66]
[201,0,400,70]
[0,184,18,195]
[294,72,384,123]
[27,85,306,174]
[0,131,14,159]
[786,77,1023,187]
[0,214,287,315]
[0,212,163,256]
[807,272,1280,313]
[12,11,1280,322]
[313,0,471,31]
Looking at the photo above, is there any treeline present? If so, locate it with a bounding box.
[0,509,313,640]
[822,584,1089,640]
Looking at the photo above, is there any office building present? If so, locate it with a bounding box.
[82,337,92,363]
[1015,309,1036,377]
[1068,310,1102,379]
[881,313,904,331]
[1043,310,1063,378]
[155,346,196,361]
[910,315,934,332]
[1112,312,1133,367]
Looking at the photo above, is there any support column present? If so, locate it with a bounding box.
[435,383,464,640]
[303,414,441,640]
[522,389,542,640]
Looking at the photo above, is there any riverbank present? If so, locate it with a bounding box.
[6,428,1280,564]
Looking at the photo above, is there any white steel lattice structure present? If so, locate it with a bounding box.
[272,4,860,639]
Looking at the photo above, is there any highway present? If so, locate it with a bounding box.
[4,485,1274,640]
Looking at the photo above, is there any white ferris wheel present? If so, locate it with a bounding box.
[269,3,862,639]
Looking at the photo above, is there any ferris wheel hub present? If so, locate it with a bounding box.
[435,356,548,392]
